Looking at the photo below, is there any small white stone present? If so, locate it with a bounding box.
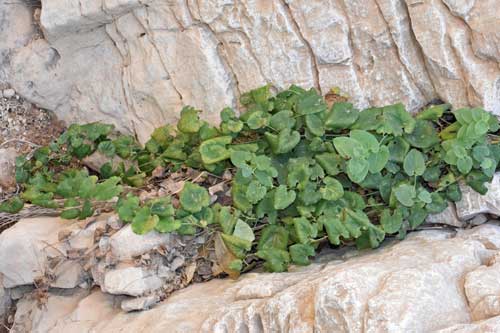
[106,214,123,230]
[51,260,83,289]
[103,266,163,296]
[121,295,159,312]
[2,89,15,98]
[469,214,489,226]
[109,225,175,260]
[456,173,500,220]
[0,148,17,190]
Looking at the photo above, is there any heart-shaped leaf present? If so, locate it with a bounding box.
[273,185,296,210]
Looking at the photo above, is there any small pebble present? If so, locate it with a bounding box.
[3,89,15,99]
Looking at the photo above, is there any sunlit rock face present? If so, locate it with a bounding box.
[1,0,499,143]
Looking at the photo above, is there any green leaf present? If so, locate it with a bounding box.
[320,177,344,201]
[117,194,140,222]
[416,104,449,121]
[79,200,94,219]
[61,208,80,220]
[388,137,410,163]
[457,156,473,174]
[426,192,447,214]
[179,182,210,213]
[325,102,359,130]
[97,141,116,157]
[199,136,232,164]
[230,150,253,168]
[305,113,325,136]
[466,171,490,195]
[404,120,439,149]
[131,207,159,235]
[350,130,379,152]
[0,197,24,214]
[333,137,365,158]
[380,208,403,234]
[293,217,316,244]
[269,111,296,131]
[213,204,239,234]
[347,158,369,183]
[379,104,416,136]
[228,259,243,272]
[417,189,432,204]
[256,248,290,272]
[273,185,296,210]
[178,107,202,133]
[258,225,289,251]
[445,183,462,202]
[289,243,315,265]
[232,219,255,248]
[246,111,270,129]
[367,146,389,173]
[94,177,123,201]
[403,149,426,176]
[296,89,327,115]
[150,198,175,217]
[355,227,385,249]
[315,153,342,176]
[221,233,250,258]
[393,183,416,207]
[408,206,428,229]
[245,180,267,204]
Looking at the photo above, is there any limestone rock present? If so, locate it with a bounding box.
[1,0,499,142]
[0,276,11,322]
[109,225,175,260]
[425,203,464,228]
[2,88,15,99]
[10,289,89,333]
[456,173,500,220]
[102,265,163,296]
[121,294,159,312]
[464,262,500,321]
[12,224,500,332]
[0,148,17,191]
[0,217,68,288]
[51,260,84,289]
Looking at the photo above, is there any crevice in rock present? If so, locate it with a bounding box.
[373,0,427,101]
[104,24,140,138]
[336,0,366,102]
[400,1,439,98]
[278,0,320,91]
[184,1,240,108]
[133,9,184,103]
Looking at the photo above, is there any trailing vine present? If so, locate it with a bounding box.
[1,85,500,275]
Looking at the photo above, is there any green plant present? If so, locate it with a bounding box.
[2,85,499,275]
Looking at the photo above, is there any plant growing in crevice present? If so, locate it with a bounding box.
[2,85,500,275]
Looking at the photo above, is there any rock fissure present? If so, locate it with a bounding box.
[279,0,320,92]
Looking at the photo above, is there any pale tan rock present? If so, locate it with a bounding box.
[2,0,499,143]
[13,224,500,332]
[456,173,500,220]
[464,262,500,321]
[0,217,69,288]
[0,148,17,190]
[426,202,465,227]
[109,224,176,260]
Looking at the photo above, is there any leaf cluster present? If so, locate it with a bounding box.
[2,85,500,274]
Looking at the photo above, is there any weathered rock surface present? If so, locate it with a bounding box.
[109,224,175,260]
[0,147,17,191]
[102,265,163,296]
[0,217,68,288]
[1,0,499,142]
[7,224,500,332]
[456,173,500,220]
